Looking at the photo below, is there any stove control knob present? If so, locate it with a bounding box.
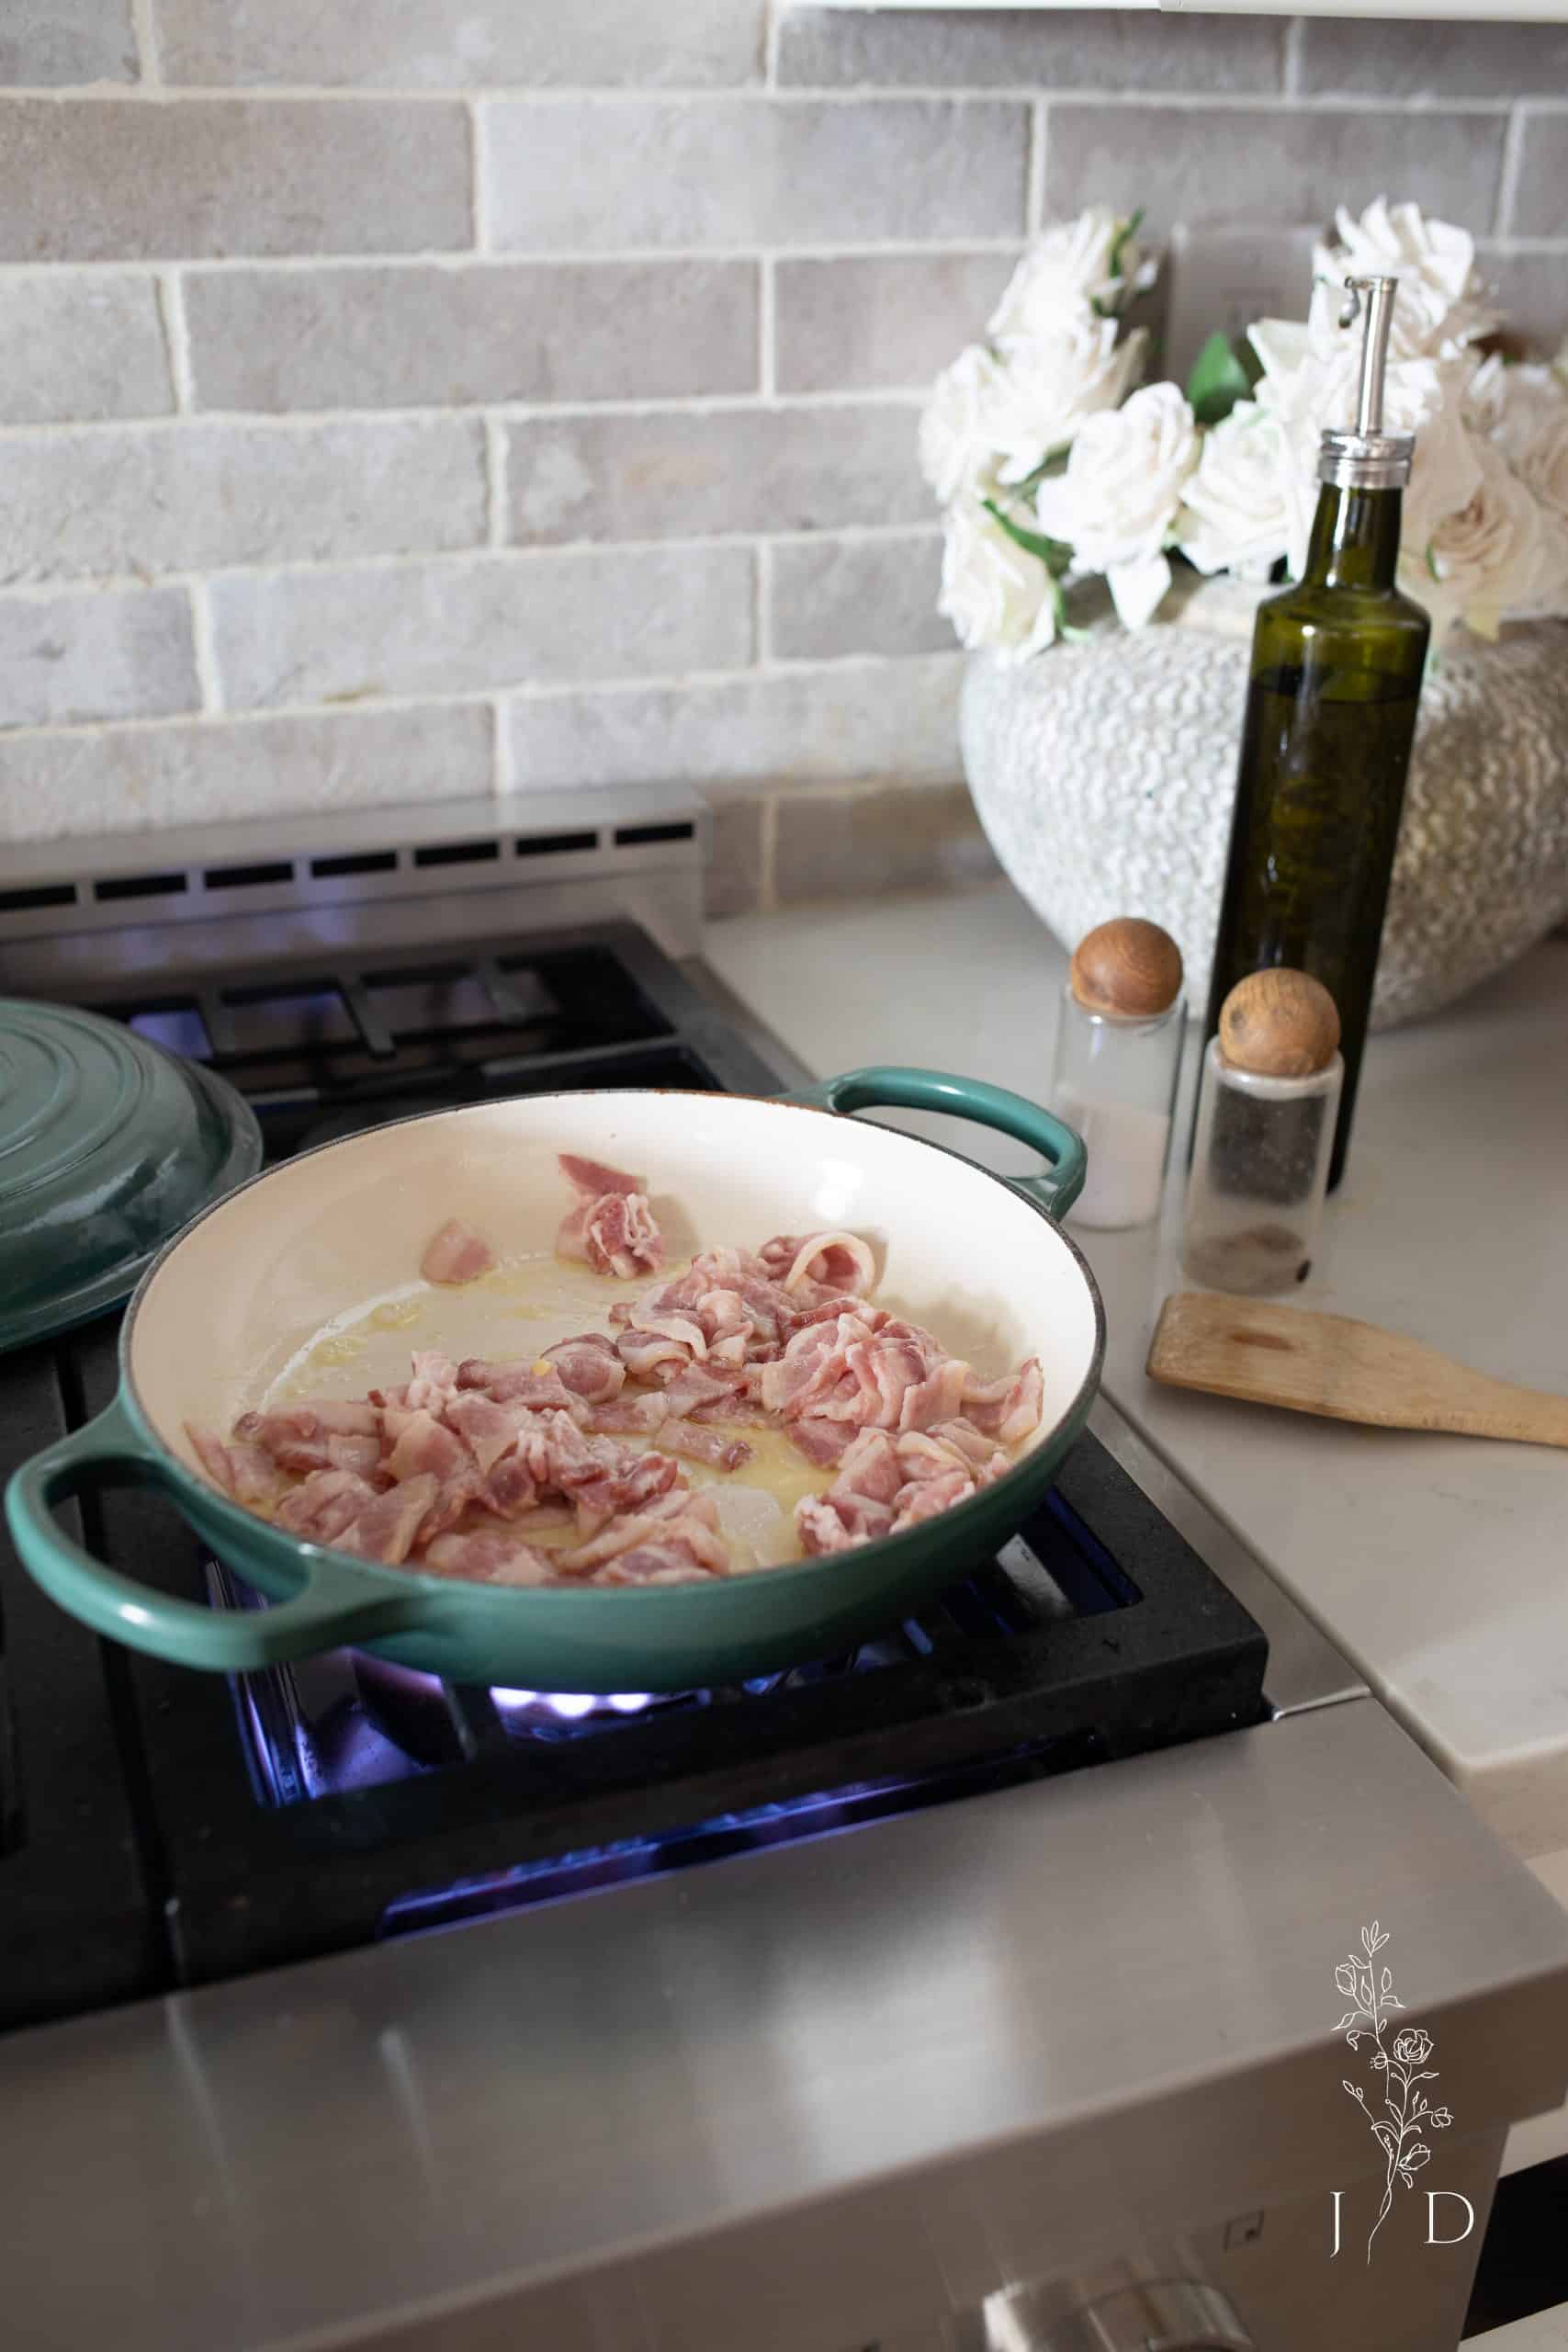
[975,2277,1254,2352]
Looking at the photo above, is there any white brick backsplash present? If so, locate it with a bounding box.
[778,6,1282,93]
[1,8,1564,907]
[508,657,964,790]
[0,277,172,423]
[1,3,136,85]
[770,533,949,662]
[774,252,1021,395]
[209,548,756,708]
[184,261,760,412]
[157,0,761,89]
[506,404,924,544]
[1045,106,1508,233]
[0,421,486,583]
[484,97,1028,252]
[0,705,494,841]
[0,99,470,262]
[0,587,197,729]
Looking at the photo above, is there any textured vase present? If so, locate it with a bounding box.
[960,575,1568,1029]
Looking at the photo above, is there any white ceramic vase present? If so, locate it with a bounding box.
[960,573,1568,1029]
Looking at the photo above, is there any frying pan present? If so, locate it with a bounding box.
[5,1069,1103,1690]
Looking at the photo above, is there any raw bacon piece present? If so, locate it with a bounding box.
[420,1218,496,1286]
[558,1153,642,1198]
[594,1554,711,1587]
[659,1419,753,1472]
[337,1475,439,1566]
[456,1359,589,1422]
[186,1423,237,1495]
[891,1467,976,1531]
[274,1469,382,1545]
[584,1390,671,1437]
[658,1363,747,1419]
[556,1153,664,1279]
[558,1491,728,1579]
[614,1328,694,1381]
[787,1419,858,1468]
[963,1359,1044,1446]
[405,1351,461,1415]
[232,1407,382,1479]
[381,1408,470,1486]
[759,1231,878,1298]
[541,1333,626,1403]
[896,1358,971,1434]
[928,1417,1011,1484]
[441,1392,525,1477]
[424,1530,556,1585]
[833,1428,904,1507]
[482,1452,539,1519]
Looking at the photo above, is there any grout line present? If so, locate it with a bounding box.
[0,650,964,745]
[155,269,195,411]
[129,0,161,85]
[759,792,779,914]
[1280,17,1303,99]
[0,83,1534,110]
[0,523,945,603]
[186,580,223,715]
[1494,105,1529,242]
[491,695,513,791]
[468,98,490,252]
[1027,100,1046,237]
[755,539,772,665]
[484,415,508,547]
[763,0,783,87]
[759,254,775,396]
[0,390,929,440]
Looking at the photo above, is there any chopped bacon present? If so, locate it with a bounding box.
[557,1153,664,1279]
[541,1333,626,1403]
[274,1468,382,1545]
[759,1231,878,1298]
[381,1408,470,1486]
[659,1419,753,1472]
[223,1186,1043,1587]
[558,1152,642,1199]
[963,1358,1044,1446]
[337,1475,439,1566]
[420,1218,496,1286]
[424,1530,556,1585]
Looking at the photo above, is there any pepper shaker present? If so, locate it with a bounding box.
[1051,917,1185,1230]
[1182,968,1343,1295]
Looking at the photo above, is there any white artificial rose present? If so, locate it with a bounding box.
[1514,412,1568,526]
[1175,401,1292,581]
[987,317,1148,485]
[989,207,1153,339]
[919,343,1008,505]
[1314,198,1495,359]
[1403,433,1551,645]
[938,498,1059,662]
[1476,362,1568,524]
[1252,346,1481,577]
[1033,381,1200,628]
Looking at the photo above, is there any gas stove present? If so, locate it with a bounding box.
[3,791,1567,2352]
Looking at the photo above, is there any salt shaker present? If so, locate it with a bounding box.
[1182,968,1343,1295]
[1051,917,1185,1230]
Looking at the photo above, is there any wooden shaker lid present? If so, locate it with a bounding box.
[1069,918,1184,1019]
[1219,968,1341,1078]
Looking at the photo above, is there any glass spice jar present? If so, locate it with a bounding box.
[1052,917,1185,1231]
[1182,968,1343,1295]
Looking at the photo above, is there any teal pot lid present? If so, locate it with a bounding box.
[0,998,263,1354]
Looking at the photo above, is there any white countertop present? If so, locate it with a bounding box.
[707,880,1568,1863]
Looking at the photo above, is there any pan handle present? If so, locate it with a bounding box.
[783,1067,1087,1220]
[5,1396,424,1672]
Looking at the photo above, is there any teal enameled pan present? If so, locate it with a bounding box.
[5,1069,1101,1691]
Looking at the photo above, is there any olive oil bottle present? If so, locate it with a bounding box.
[1203,277,1430,1191]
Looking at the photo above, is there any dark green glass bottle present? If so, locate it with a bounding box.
[1203,277,1430,1192]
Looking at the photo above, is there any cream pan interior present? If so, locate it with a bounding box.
[128,1091,1100,1471]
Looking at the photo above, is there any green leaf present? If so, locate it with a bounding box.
[1008,444,1072,497]
[1107,207,1145,285]
[982,498,1072,575]
[1186,330,1251,427]
[1425,544,1441,582]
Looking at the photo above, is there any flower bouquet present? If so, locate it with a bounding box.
[923,198,1568,653]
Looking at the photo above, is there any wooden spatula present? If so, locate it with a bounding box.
[1147,1292,1568,1450]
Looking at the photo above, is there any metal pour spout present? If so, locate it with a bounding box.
[1338,274,1399,436]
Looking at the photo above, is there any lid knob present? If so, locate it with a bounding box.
[1070,918,1184,1019]
[1218,968,1340,1079]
